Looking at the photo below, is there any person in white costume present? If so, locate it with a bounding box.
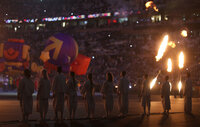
[52,66,66,121]
[82,73,95,118]
[118,71,129,117]
[161,76,171,115]
[18,69,34,122]
[66,71,78,119]
[141,74,151,116]
[184,72,193,114]
[101,72,114,118]
[37,70,51,121]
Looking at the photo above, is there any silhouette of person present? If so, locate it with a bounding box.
[184,72,193,114]
[118,71,129,117]
[101,72,114,118]
[37,70,51,121]
[141,74,151,116]
[17,69,34,122]
[52,66,66,121]
[66,71,78,119]
[82,73,95,118]
[161,76,171,115]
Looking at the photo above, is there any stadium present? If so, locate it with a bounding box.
[0,0,200,96]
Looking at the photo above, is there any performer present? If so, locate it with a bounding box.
[52,67,66,121]
[161,76,171,115]
[82,73,95,118]
[141,74,151,116]
[184,72,193,114]
[17,69,34,122]
[37,70,51,121]
[66,71,78,119]
[101,72,114,118]
[118,71,129,116]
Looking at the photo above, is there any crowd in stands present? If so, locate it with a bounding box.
[0,0,199,91]
[0,0,140,19]
[2,27,200,87]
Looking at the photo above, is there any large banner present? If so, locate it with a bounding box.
[0,39,30,74]
[40,33,78,72]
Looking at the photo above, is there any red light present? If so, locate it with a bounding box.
[113,19,117,23]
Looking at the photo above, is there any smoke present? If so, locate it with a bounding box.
[106,0,142,12]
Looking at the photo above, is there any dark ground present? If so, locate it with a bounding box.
[0,95,200,127]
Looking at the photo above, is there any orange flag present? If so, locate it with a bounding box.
[70,54,91,75]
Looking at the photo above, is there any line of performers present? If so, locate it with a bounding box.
[17,67,193,123]
[141,73,192,116]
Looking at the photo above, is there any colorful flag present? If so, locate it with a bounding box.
[70,54,91,75]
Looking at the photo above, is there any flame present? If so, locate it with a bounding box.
[155,35,169,61]
[153,6,159,12]
[145,1,153,8]
[145,1,159,12]
[168,41,176,48]
[169,82,172,92]
[179,51,184,69]
[167,58,172,72]
[181,30,187,37]
[178,80,182,93]
[150,76,158,89]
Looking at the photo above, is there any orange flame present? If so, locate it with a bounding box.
[155,35,169,61]
[178,80,182,93]
[167,58,172,72]
[181,30,187,37]
[150,76,157,89]
[145,1,153,8]
[145,1,159,12]
[168,41,176,48]
[178,51,184,69]
[169,82,172,92]
[150,71,161,89]
[153,6,159,12]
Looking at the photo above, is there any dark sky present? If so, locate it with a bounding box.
[0,0,199,18]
